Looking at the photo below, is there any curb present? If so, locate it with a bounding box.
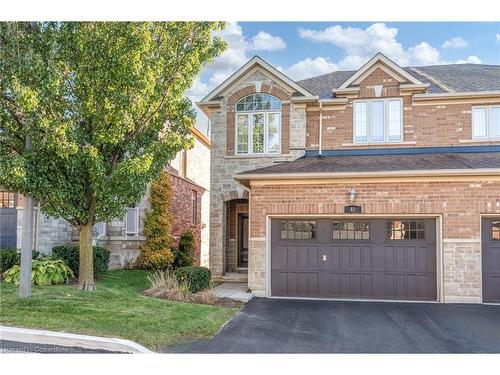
[0,326,152,353]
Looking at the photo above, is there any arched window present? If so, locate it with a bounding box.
[235,93,281,155]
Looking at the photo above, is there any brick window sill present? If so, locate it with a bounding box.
[224,154,293,159]
[459,139,500,144]
[341,141,417,147]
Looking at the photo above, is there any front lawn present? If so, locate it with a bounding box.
[0,270,238,350]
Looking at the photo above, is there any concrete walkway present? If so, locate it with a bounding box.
[214,283,254,302]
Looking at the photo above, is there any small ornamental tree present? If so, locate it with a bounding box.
[0,22,226,290]
[138,171,175,270]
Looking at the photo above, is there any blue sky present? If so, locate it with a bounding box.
[190,22,500,133]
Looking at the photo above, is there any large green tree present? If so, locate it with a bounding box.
[0,22,226,290]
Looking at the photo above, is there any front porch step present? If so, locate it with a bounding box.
[213,272,248,283]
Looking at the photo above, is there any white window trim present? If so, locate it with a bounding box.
[353,98,404,144]
[126,207,139,236]
[472,105,500,140]
[235,111,281,155]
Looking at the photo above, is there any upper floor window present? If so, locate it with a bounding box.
[353,98,403,143]
[126,205,139,236]
[472,106,500,140]
[235,93,281,155]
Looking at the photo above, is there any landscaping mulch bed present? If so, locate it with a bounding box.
[143,288,245,308]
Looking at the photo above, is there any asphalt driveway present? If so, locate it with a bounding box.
[171,298,500,353]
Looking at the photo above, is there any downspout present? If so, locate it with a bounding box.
[34,203,40,251]
[318,101,323,157]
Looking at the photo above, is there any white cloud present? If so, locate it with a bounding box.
[496,33,500,41]
[298,23,409,68]
[188,22,287,101]
[455,55,481,64]
[250,31,286,51]
[409,42,442,65]
[442,37,468,49]
[295,23,484,73]
[186,22,287,132]
[284,57,338,80]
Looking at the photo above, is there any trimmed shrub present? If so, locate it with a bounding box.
[138,171,175,270]
[1,248,42,274]
[174,266,211,293]
[52,245,110,276]
[0,249,19,274]
[4,259,74,286]
[173,229,196,269]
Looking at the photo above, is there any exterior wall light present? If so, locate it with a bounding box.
[348,188,357,203]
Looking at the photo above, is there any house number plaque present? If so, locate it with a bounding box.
[344,205,362,214]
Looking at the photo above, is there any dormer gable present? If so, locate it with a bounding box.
[332,53,429,97]
[199,56,315,104]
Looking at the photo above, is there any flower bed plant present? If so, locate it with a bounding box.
[144,271,243,308]
[3,259,74,286]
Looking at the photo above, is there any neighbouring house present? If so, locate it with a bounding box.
[0,127,211,268]
[197,53,500,304]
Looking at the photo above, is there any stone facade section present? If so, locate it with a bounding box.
[16,206,73,254]
[209,67,307,276]
[443,240,482,303]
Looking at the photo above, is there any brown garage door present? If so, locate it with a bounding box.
[482,218,500,303]
[271,218,437,301]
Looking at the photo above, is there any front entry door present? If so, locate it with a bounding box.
[238,213,249,268]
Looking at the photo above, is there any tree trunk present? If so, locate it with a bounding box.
[77,220,95,291]
[19,196,34,298]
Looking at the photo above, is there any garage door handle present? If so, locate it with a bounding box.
[322,254,327,261]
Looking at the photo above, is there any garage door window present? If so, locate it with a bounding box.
[388,220,425,240]
[492,221,500,240]
[332,221,370,240]
[281,220,316,240]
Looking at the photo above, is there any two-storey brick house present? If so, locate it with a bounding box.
[198,53,500,303]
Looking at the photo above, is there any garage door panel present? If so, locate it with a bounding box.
[326,272,340,296]
[307,246,319,268]
[407,274,418,297]
[486,276,500,301]
[271,218,437,301]
[350,246,362,270]
[362,246,372,270]
[395,247,406,270]
[407,247,417,271]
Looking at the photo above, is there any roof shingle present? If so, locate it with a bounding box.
[298,63,500,98]
[237,152,500,176]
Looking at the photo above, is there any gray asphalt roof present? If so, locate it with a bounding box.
[298,64,500,98]
[237,152,500,176]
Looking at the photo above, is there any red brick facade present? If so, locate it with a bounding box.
[167,168,205,265]
[249,180,500,239]
[305,67,500,150]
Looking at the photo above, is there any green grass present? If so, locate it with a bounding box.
[0,270,238,350]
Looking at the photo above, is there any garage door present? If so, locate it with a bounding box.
[482,218,500,303]
[0,192,17,250]
[271,218,437,301]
